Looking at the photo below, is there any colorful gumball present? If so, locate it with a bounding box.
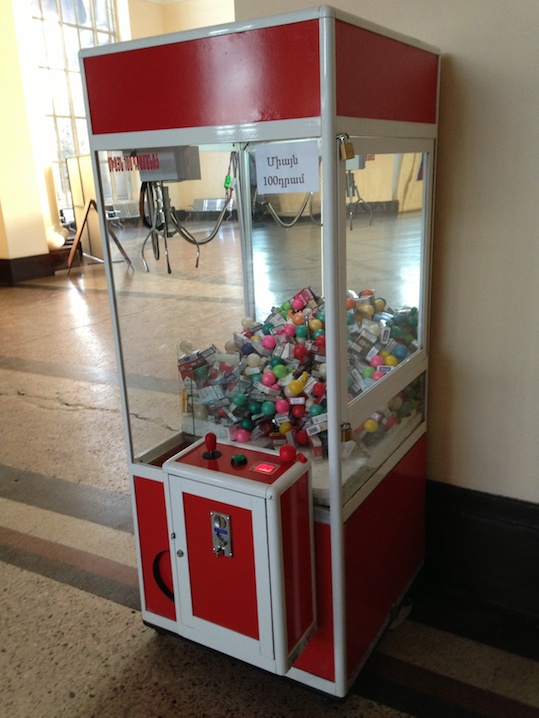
[261,371,275,387]
[292,404,306,418]
[294,344,309,362]
[288,379,304,395]
[309,318,323,332]
[295,429,309,446]
[362,366,375,379]
[284,324,296,338]
[275,398,290,414]
[279,422,292,435]
[364,418,379,433]
[372,370,385,381]
[309,403,325,416]
[261,401,276,416]
[249,400,262,415]
[385,355,398,367]
[235,428,251,443]
[272,363,288,379]
[312,381,326,399]
[246,352,262,367]
[393,344,408,360]
[402,332,415,346]
[361,304,375,318]
[291,297,304,311]
[241,316,256,330]
[370,354,385,368]
[262,334,277,350]
[292,312,305,326]
[233,393,248,407]
[295,324,308,339]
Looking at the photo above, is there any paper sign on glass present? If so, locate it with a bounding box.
[255,140,320,195]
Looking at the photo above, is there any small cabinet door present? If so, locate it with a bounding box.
[168,476,277,668]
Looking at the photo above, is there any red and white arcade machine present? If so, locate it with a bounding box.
[80,6,439,697]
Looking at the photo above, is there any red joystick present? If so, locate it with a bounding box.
[203,432,222,460]
[279,444,297,463]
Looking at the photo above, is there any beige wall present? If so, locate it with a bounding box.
[128,0,166,39]
[128,0,234,39]
[235,1,539,505]
[0,1,49,260]
[163,0,234,32]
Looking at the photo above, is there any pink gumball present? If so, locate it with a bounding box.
[284,324,296,338]
[275,399,290,414]
[291,298,304,311]
[370,354,385,368]
[235,428,251,443]
[261,371,275,386]
[372,370,385,381]
[262,335,277,350]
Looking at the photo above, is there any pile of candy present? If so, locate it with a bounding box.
[178,287,421,455]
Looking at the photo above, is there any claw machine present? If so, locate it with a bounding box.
[80,5,439,697]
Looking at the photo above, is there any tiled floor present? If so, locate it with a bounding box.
[1,220,539,717]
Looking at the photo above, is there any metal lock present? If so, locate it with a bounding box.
[338,133,355,161]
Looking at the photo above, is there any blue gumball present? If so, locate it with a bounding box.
[393,343,408,360]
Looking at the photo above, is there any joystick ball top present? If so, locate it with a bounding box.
[279,444,296,462]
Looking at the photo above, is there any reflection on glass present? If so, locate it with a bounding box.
[312,375,425,506]
[101,146,246,459]
[345,152,425,399]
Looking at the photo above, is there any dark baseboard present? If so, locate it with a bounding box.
[0,252,63,285]
[422,480,539,618]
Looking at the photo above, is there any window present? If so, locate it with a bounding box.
[30,0,118,211]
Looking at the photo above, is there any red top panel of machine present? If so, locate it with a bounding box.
[335,20,438,124]
[83,21,321,135]
[173,441,291,485]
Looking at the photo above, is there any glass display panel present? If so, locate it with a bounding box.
[96,139,429,504]
[345,151,427,406]
[97,140,324,464]
[311,374,425,507]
